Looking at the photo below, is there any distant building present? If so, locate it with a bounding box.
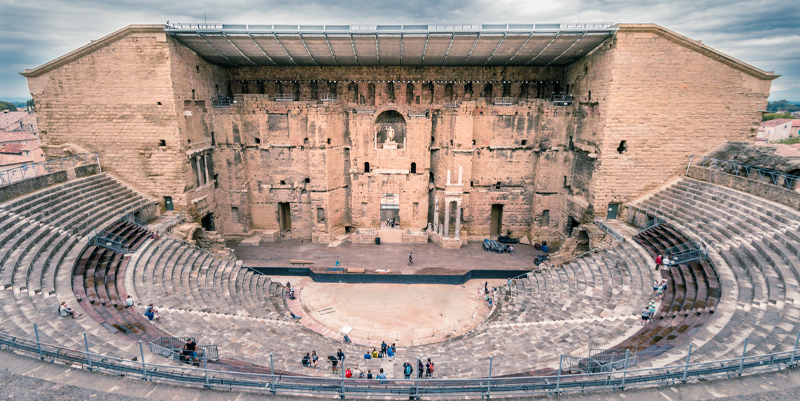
[792,111,800,118]
[0,131,39,146]
[0,130,45,178]
[0,110,37,133]
[757,119,800,142]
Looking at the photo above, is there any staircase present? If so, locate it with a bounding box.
[377,228,403,244]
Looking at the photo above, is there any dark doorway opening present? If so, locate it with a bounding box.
[576,230,590,252]
[279,202,292,232]
[490,204,503,236]
[164,196,173,211]
[410,162,416,174]
[201,213,215,231]
[567,216,580,237]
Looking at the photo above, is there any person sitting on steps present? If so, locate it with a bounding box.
[59,302,81,318]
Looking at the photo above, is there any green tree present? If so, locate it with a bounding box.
[767,100,800,112]
[763,112,794,121]
[777,137,800,145]
[0,101,17,111]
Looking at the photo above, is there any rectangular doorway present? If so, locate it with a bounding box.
[607,203,620,220]
[490,204,503,236]
[380,193,400,228]
[201,213,215,231]
[164,196,173,211]
[278,202,292,232]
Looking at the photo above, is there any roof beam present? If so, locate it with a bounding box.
[463,34,481,64]
[505,33,532,66]
[350,34,360,65]
[222,33,256,65]
[547,32,585,66]
[324,34,340,66]
[198,34,236,65]
[441,34,455,66]
[272,34,299,66]
[375,34,380,65]
[527,33,559,66]
[483,33,506,66]
[247,34,277,66]
[298,34,320,66]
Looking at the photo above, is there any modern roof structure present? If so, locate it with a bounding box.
[165,23,616,67]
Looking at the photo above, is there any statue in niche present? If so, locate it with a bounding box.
[383,126,398,149]
[375,110,406,150]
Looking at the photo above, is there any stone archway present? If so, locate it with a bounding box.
[374,110,407,150]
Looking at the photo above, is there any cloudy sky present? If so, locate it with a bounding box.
[1,0,798,101]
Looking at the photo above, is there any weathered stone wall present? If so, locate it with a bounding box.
[0,170,68,203]
[687,166,800,210]
[568,25,773,219]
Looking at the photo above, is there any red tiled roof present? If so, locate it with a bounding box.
[19,141,41,151]
[0,131,38,144]
[0,143,25,154]
[792,120,800,127]
[0,111,27,129]
[760,119,793,127]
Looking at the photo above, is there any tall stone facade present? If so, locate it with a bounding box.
[23,24,776,245]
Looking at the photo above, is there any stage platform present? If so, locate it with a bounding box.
[229,239,545,281]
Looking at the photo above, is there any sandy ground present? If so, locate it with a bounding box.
[286,278,507,346]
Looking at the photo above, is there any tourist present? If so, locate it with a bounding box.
[386,344,394,360]
[485,281,489,294]
[509,245,514,253]
[641,308,650,325]
[124,295,135,307]
[329,355,339,373]
[377,368,387,383]
[312,350,319,369]
[355,367,364,378]
[302,353,311,367]
[337,348,345,364]
[371,348,379,358]
[403,362,413,379]
[380,341,387,358]
[663,256,671,268]
[418,360,424,378]
[655,255,662,270]
[345,367,352,378]
[183,339,199,366]
[59,302,81,318]
[653,280,660,296]
[144,304,161,322]
[656,285,664,301]
[290,312,301,319]
[425,358,434,377]
[391,343,396,355]
[335,258,340,268]
[367,369,373,379]
[409,252,413,265]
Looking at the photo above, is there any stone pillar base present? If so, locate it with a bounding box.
[429,231,463,249]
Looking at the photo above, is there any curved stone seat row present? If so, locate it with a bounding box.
[0,173,157,359]
[630,177,800,364]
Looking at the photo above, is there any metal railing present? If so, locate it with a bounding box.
[0,153,100,188]
[88,229,129,254]
[443,101,459,108]
[149,337,219,362]
[493,97,514,106]
[551,94,573,106]
[320,93,338,101]
[355,106,376,114]
[563,349,637,374]
[510,238,622,281]
[594,218,624,241]
[665,242,708,267]
[212,96,232,107]
[274,94,294,102]
[688,155,799,190]
[3,327,800,398]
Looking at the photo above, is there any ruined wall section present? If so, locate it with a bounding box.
[25,29,186,205]
[579,27,773,217]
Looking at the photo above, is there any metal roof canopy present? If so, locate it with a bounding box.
[166,23,616,67]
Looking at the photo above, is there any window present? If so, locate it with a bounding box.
[364,162,370,173]
[304,177,310,183]
[472,140,476,146]
[413,202,419,217]
[157,101,162,106]
[564,176,569,188]
[195,65,199,73]
[159,140,166,147]
[280,180,286,185]
[255,138,261,144]
[317,208,325,223]
[231,207,239,221]
[495,182,501,190]
[191,89,195,99]
[521,140,527,146]
[541,210,550,226]
[327,138,331,145]
[410,162,416,174]
[361,202,368,217]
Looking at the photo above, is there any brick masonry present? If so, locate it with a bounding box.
[23,24,776,245]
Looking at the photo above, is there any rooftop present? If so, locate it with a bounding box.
[165,23,617,67]
[0,131,38,144]
[0,111,28,130]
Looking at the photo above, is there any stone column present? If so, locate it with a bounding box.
[203,153,211,185]
[455,200,462,240]
[433,196,439,234]
[195,156,204,186]
[443,201,450,238]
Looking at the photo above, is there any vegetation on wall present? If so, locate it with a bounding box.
[763,112,794,121]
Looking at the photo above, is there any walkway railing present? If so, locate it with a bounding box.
[593,218,624,241]
[0,152,100,188]
[688,155,799,190]
[88,229,128,254]
[212,96,232,107]
[3,327,800,398]
[551,94,573,106]
[149,337,219,362]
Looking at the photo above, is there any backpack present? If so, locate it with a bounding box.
[404,364,412,375]
[428,362,434,372]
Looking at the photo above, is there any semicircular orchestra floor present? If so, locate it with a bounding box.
[288,278,505,347]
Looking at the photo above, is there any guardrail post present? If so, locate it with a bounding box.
[621,349,629,388]
[792,331,800,365]
[84,332,93,371]
[204,350,209,387]
[556,354,562,393]
[139,341,147,381]
[34,323,42,360]
[95,153,102,173]
[739,337,748,376]
[487,356,493,399]
[340,355,345,399]
[270,353,277,394]
[682,343,693,382]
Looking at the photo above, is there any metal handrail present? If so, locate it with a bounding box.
[3,327,800,398]
[509,238,622,281]
[593,218,624,241]
[0,153,100,188]
[493,97,514,105]
[687,155,799,190]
